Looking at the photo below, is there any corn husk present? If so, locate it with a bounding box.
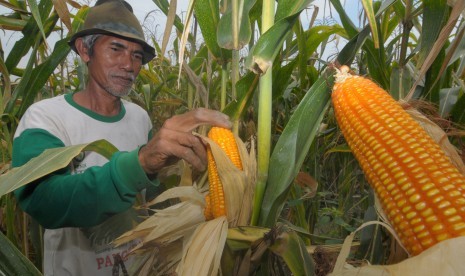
[176,217,228,276]
[330,220,465,276]
[113,132,256,275]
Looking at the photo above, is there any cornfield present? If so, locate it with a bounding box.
[2,0,465,275]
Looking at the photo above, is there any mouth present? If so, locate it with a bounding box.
[113,75,135,86]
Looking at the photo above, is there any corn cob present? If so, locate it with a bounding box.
[204,193,214,220]
[205,127,243,219]
[332,66,465,256]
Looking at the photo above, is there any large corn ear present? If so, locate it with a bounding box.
[332,66,465,256]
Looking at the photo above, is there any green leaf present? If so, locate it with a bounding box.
[417,0,449,66]
[272,59,299,101]
[0,231,42,276]
[226,226,270,251]
[390,62,413,100]
[333,0,396,87]
[361,0,379,48]
[0,55,11,114]
[246,14,298,74]
[451,92,465,125]
[7,38,72,117]
[275,0,315,21]
[4,0,54,72]
[259,70,334,227]
[268,224,315,276]
[217,0,256,50]
[439,87,460,119]
[222,71,260,120]
[246,0,314,74]
[0,15,28,30]
[329,0,358,37]
[195,0,230,61]
[26,0,47,46]
[0,140,118,197]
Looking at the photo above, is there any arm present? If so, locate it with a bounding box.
[13,129,156,229]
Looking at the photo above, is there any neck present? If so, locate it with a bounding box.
[73,88,121,117]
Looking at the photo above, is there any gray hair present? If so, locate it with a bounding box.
[81,34,102,56]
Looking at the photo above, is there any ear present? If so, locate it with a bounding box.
[74,38,91,63]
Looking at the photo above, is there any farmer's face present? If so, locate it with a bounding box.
[87,35,144,97]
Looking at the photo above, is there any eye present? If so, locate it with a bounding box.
[134,53,143,61]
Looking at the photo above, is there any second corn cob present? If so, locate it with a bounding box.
[205,127,243,220]
[332,66,465,255]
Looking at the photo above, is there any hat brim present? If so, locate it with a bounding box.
[68,29,156,65]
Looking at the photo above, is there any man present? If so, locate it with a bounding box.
[12,0,231,275]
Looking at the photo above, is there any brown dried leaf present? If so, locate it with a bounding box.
[176,217,228,276]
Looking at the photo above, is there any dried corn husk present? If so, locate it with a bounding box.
[113,132,256,275]
[330,221,465,276]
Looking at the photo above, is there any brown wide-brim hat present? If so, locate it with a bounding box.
[68,0,155,64]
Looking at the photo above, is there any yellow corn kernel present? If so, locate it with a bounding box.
[332,66,465,255]
[206,127,243,220]
[204,193,214,221]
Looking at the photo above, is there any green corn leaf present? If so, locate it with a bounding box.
[217,0,256,50]
[329,0,358,37]
[451,92,465,125]
[26,0,47,46]
[8,38,71,117]
[0,140,118,197]
[0,55,11,114]
[362,0,379,48]
[246,0,314,74]
[272,59,299,101]
[194,0,230,61]
[0,15,28,31]
[222,72,260,121]
[332,0,396,87]
[390,62,413,100]
[0,231,42,276]
[417,0,449,66]
[275,0,315,21]
[194,0,221,57]
[269,224,315,276]
[246,14,299,74]
[4,0,54,72]
[226,226,270,251]
[259,70,334,227]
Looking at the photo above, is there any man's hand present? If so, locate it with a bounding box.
[138,108,232,174]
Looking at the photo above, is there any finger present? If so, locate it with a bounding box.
[176,134,208,171]
[163,108,232,132]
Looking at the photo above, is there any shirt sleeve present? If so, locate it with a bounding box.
[12,128,158,229]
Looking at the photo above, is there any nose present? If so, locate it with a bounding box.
[119,51,137,72]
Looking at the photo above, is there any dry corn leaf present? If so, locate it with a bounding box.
[236,135,256,226]
[132,201,204,252]
[129,239,182,276]
[330,235,465,276]
[113,190,205,249]
[114,131,255,275]
[176,217,228,276]
[145,185,205,207]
